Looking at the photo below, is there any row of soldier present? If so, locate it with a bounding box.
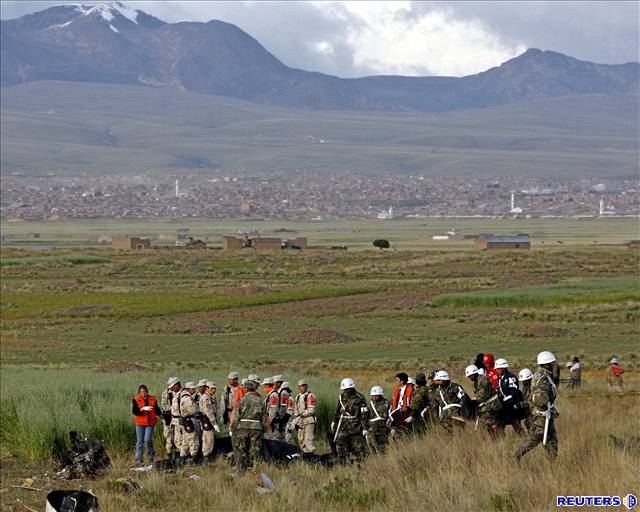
[154,351,561,470]
[160,374,317,468]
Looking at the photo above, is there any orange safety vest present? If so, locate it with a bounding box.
[231,387,261,421]
[391,384,413,411]
[134,394,157,427]
[233,387,247,409]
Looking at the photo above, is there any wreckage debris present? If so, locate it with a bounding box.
[54,431,111,480]
[46,490,100,512]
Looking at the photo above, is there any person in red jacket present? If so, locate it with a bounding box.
[484,353,499,390]
[132,384,161,464]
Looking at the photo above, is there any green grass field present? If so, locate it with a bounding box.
[1,224,638,511]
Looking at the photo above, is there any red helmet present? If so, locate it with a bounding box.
[483,353,495,366]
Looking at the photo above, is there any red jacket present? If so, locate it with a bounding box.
[133,394,158,427]
[486,366,499,390]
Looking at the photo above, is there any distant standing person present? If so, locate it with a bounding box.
[132,384,161,465]
[569,357,581,389]
[607,357,625,392]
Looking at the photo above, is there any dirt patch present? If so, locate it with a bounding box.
[524,324,569,337]
[97,362,148,372]
[196,289,434,321]
[283,328,354,344]
[58,305,113,315]
[151,321,227,335]
[224,284,278,295]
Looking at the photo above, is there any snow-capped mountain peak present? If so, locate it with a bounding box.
[73,2,140,24]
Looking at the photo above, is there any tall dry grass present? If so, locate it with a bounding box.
[46,378,638,512]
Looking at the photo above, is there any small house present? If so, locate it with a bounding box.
[112,236,151,251]
[475,234,531,250]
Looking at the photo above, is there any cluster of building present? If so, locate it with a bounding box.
[110,233,535,251]
[2,171,638,221]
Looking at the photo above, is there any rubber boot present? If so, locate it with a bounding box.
[173,455,183,470]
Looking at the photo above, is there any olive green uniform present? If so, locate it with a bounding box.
[411,385,435,432]
[518,381,533,431]
[516,368,558,459]
[367,398,390,451]
[473,375,502,437]
[231,391,265,471]
[434,381,468,432]
[332,390,369,463]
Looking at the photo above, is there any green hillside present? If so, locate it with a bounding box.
[1,81,638,176]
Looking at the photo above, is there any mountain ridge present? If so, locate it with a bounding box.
[1,2,638,111]
[2,80,637,176]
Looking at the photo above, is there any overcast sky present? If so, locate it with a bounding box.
[1,1,638,77]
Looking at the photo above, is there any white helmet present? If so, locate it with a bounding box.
[434,370,450,381]
[465,364,479,377]
[340,378,356,390]
[477,368,486,376]
[494,358,509,369]
[370,385,384,396]
[610,357,620,365]
[407,377,416,385]
[518,368,533,381]
[537,351,556,365]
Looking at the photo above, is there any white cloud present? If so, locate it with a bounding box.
[1,1,636,77]
[315,1,526,76]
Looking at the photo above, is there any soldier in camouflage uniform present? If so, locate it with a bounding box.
[331,378,369,463]
[465,365,502,439]
[161,377,182,462]
[410,372,434,433]
[367,386,390,452]
[231,378,265,471]
[517,368,534,432]
[516,352,559,460]
[433,370,468,432]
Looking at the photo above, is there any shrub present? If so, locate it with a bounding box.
[373,239,390,249]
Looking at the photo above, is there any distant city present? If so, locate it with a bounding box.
[1,171,638,221]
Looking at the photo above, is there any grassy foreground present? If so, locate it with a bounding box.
[1,378,638,512]
[1,243,638,510]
